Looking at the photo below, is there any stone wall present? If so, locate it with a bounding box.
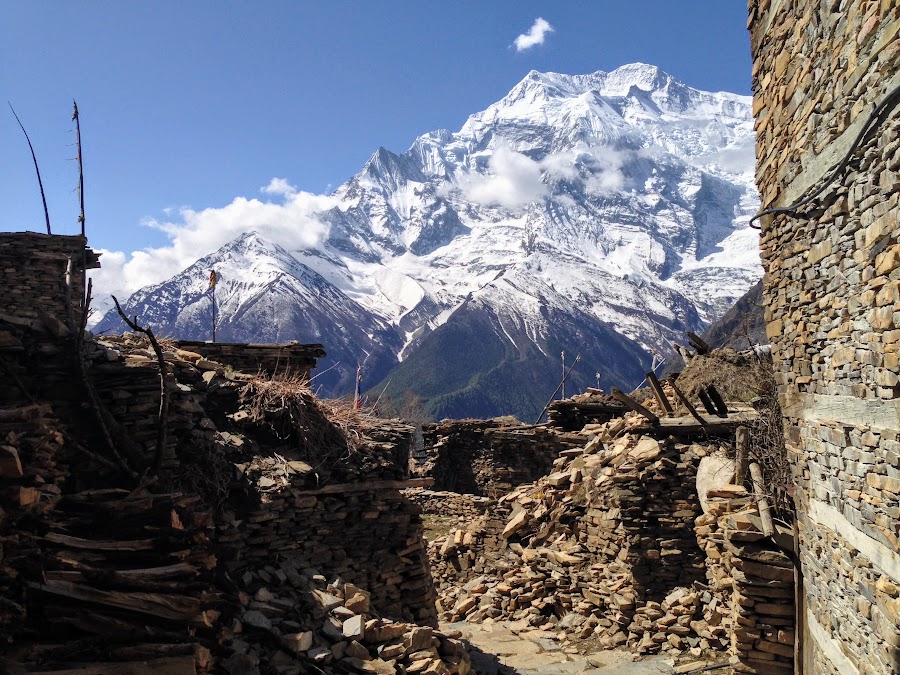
[0,233,99,405]
[0,234,442,667]
[417,420,584,497]
[218,482,438,626]
[0,233,98,331]
[749,1,900,673]
[404,488,495,521]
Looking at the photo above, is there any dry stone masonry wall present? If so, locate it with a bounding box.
[0,233,453,673]
[417,420,584,497]
[750,1,900,673]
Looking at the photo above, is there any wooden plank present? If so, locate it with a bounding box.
[27,581,205,622]
[669,381,708,428]
[697,388,718,415]
[631,409,759,434]
[686,331,711,354]
[30,655,197,675]
[297,477,433,495]
[706,385,730,417]
[49,558,199,583]
[0,404,52,421]
[646,371,673,416]
[610,388,659,425]
[44,533,156,551]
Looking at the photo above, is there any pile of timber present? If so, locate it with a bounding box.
[172,339,325,380]
[546,391,627,430]
[694,469,796,674]
[0,405,219,673]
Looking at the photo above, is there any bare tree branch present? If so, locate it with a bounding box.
[112,295,170,470]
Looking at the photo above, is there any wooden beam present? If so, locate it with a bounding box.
[706,385,729,417]
[669,381,708,428]
[44,533,156,551]
[697,388,718,415]
[749,462,775,537]
[686,331,711,354]
[735,426,749,485]
[646,371,673,416]
[296,477,433,495]
[610,388,659,425]
[27,581,207,622]
[24,655,198,675]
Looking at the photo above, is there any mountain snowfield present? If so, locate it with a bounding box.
[98,63,761,420]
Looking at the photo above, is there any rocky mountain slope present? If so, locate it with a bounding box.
[98,63,761,419]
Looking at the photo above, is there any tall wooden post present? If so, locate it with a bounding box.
[561,351,566,399]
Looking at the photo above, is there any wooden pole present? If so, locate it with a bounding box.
[646,371,673,416]
[561,351,566,400]
[669,381,707,428]
[73,101,85,237]
[610,387,659,425]
[735,426,749,484]
[534,355,580,424]
[749,461,775,537]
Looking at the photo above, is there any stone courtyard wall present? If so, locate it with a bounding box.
[417,420,584,497]
[749,1,900,673]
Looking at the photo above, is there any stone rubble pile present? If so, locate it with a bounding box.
[227,563,472,675]
[428,410,724,659]
[427,382,798,671]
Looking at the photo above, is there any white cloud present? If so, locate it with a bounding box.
[455,146,548,208]
[581,148,628,196]
[89,187,337,305]
[539,148,629,196]
[261,177,298,197]
[513,17,554,52]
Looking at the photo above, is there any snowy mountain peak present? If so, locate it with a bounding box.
[100,62,762,420]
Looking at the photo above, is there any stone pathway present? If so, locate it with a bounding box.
[444,622,676,675]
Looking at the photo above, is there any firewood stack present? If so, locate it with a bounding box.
[0,404,219,673]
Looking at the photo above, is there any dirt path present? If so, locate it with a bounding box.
[444,621,677,675]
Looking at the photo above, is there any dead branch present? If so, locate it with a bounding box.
[112,295,170,471]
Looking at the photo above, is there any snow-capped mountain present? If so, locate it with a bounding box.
[98,63,761,419]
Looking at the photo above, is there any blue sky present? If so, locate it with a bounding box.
[2,1,752,293]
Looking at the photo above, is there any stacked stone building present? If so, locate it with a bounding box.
[749,1,900,673]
